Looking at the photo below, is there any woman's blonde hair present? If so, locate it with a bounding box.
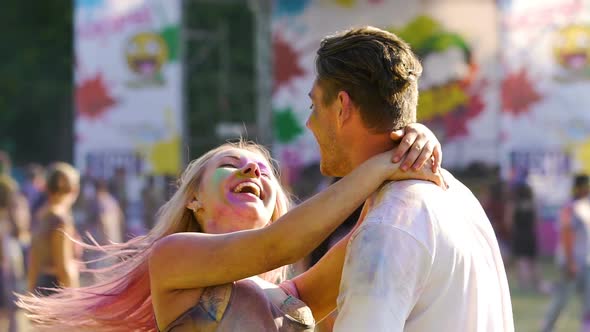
[17,141,292,331]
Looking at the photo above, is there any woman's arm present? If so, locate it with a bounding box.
[149,152,402,292]
[291,164,439,321]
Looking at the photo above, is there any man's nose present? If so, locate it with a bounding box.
[240,162,261,178]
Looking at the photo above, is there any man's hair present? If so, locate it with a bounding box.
[46,162,79,195]
[315,26,422,132]
[574,174,589,188]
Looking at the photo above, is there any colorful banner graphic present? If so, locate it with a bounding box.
[499,0,590,176]
[74,0,182,178]
[499,0,590,253]
[271,0,500,184]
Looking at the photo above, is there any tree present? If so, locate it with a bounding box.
[0,1,73,166]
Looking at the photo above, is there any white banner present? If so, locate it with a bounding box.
[500,0,590,180]
[499,0,590,208]
[74,0,182,179]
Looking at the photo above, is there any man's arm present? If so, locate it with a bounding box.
[333,222,432,332]
[292,200,373,321]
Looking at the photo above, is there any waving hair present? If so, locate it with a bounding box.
[16,141,292,332]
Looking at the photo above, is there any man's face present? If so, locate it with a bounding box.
[306,80,349,176]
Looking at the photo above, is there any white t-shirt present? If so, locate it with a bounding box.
[334,170,514,332]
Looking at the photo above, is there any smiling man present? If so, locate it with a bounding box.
[304,26,514,332]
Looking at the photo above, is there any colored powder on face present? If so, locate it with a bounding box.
[212,168,228,185]
[212,167,248,206]
[211,168,231,203]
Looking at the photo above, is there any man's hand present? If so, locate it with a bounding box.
[390,123,442,173]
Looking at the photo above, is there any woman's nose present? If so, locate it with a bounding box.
[240,162,261,178]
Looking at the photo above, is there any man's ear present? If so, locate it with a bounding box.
[337,90,353,128]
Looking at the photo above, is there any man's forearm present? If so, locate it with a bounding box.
[293,203,371,321]
[293,235,349,322]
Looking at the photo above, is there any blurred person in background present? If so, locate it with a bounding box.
[75,175,96,226]
[141,175,163,230]
[542,174,590,332]
[82,178,123,274]
[0,175,25,332]
[483,168,511,262]
[109,166,128,219]
[28,162,81,295]
[21,163,47,216]
[87,178,123,245]
[16,129,442,331]
[0,166,32,275]
[506,181,542,291]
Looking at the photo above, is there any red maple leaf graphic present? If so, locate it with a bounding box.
[501,69,542,116]
[75,73,116,120]
[439,93,485,139]
[421,80,486,141]
[273,33,306,95]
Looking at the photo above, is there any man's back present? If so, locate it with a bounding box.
[334,170,514,332]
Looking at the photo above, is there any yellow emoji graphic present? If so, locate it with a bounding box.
[126,32,168,78]
[553,24,590,71]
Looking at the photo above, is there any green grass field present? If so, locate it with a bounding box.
[511,258,581,332]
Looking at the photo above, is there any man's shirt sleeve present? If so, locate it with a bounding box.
[333,220,432,332]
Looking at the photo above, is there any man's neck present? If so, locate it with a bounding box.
[347,132,394,170]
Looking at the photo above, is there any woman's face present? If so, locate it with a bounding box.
[193,148,279,234]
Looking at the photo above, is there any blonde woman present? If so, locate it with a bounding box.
[18,127,442,331]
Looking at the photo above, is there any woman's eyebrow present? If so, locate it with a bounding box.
[224,155,241,162]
